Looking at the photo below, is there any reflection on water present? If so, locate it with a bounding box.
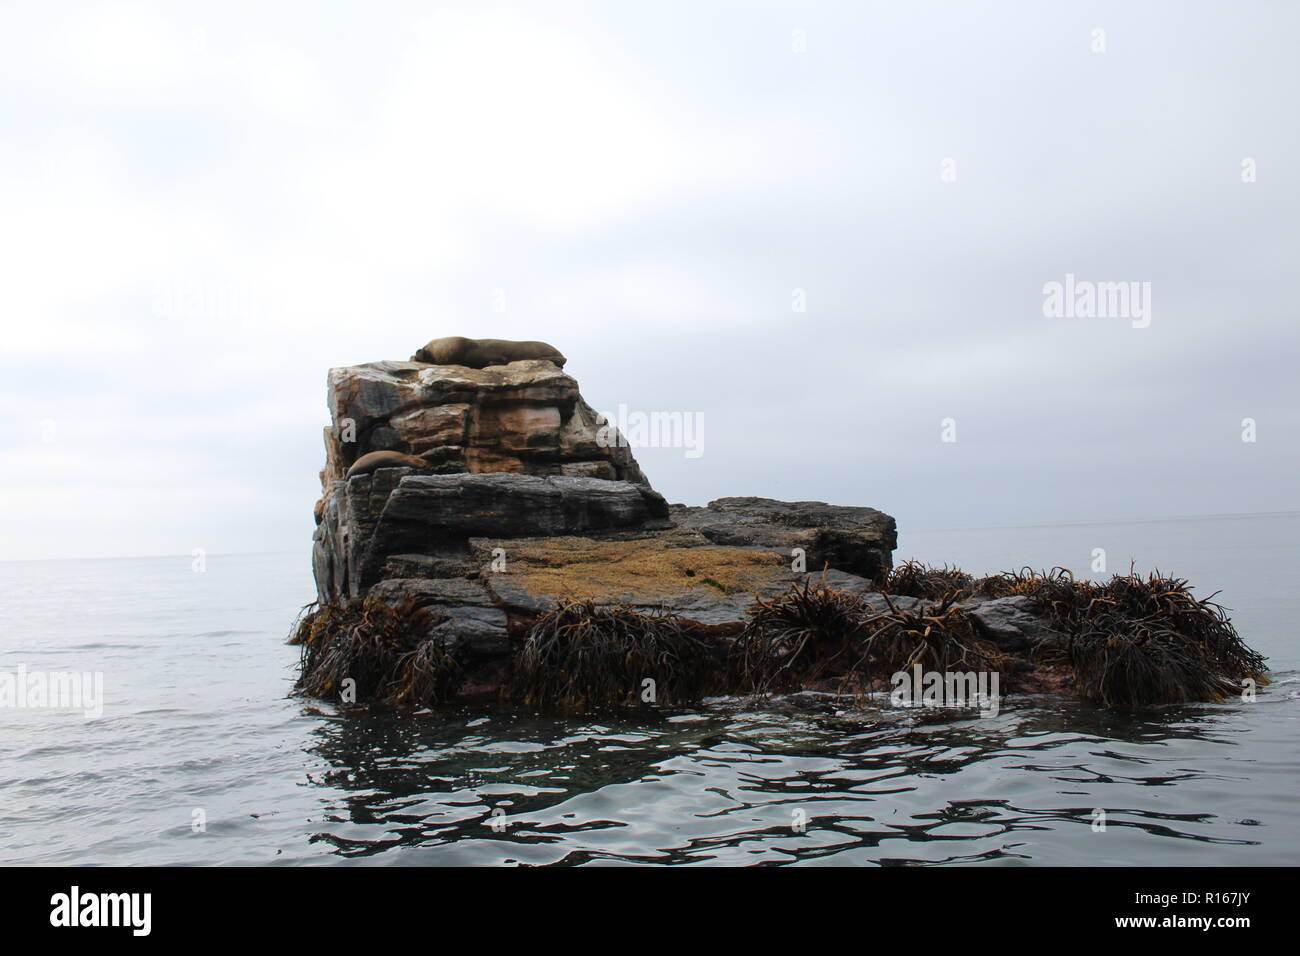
[297,686,1294,866]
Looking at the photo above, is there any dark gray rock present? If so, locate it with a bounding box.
[964,595,1067,652]
[379,474,671,540]
[427,618,511,659]
[670,497,897,581]
[312,466,415,601]
[367,577,510,660]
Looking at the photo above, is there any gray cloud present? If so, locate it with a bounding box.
[0,0,1295,559]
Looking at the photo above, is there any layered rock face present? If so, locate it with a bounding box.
[314,359,662,601]
[310,353,900,667]
[318,360,645,498]
[315,471,672,603]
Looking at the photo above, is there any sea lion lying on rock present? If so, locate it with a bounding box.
[410,336,567,369]
[346,450,429,478]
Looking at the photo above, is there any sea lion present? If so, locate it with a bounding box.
[345,450,429,478]
[410,336,567,369]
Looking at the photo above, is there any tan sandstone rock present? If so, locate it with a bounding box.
[316,359,644,490]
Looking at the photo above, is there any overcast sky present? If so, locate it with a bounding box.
[1,0,1296,561]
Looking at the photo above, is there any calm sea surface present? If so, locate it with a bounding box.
[2,514,1296,866]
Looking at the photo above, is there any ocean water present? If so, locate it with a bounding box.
[1,514,1296,866]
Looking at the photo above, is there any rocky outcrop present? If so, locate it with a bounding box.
[300,346,1270,713]
[309,352,902,670]
[299,345,1267,712]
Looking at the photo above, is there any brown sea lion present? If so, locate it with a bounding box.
[345,450,429,478]
[410,336,567,369]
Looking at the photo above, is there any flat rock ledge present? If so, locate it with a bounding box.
[299,354,1265,712]
[315,467,901,651]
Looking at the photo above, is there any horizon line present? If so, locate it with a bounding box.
[903,508,1300,536]
[3,508,1298,564]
